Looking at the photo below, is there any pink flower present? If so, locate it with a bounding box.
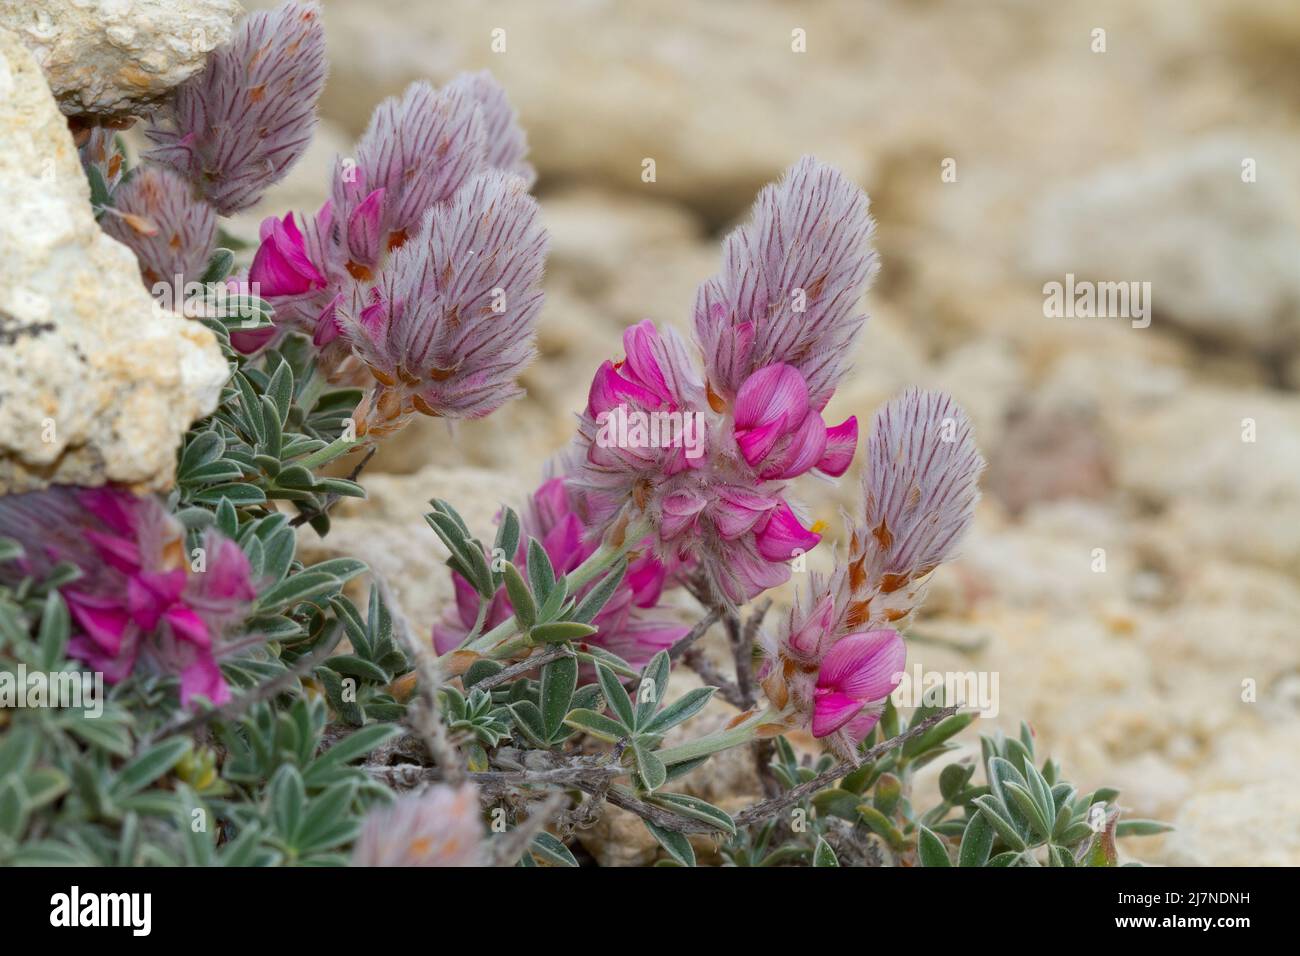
[0,488,256,708]
[145,1,328,215]
[340,171,548,432]
[758,389,985,761]
[811,629,906,739]
[693,156,877,409]
[248,212,326,298]
[569,159,876,606]
[432,476,688,668]
[732,363,856,480]
[352,784,485,867]
[573,323,832,605]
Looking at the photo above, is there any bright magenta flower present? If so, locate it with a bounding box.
[760,389,984,760]
[574,322,832,604]
[248,211,326,298]
[732,363,856,480]
[0,488,256,707]
[571,159,875,605]
[810,629,906,739]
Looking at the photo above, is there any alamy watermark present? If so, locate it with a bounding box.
[1043,273,1151,329]
[50,886,151,936]
[891,664,999,718]
[595,403,706,460]
[0,665,103,718]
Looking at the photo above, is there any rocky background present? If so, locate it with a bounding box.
[10,0,1296,864]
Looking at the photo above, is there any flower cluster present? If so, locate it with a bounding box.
[571,157,875,604]
[0,487,256,707]
[433,475,689,668]
[240,70,547,435]
[759,388,985,759]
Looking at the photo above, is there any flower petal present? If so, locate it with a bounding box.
[816,415,858,477]
[816,629,906,702]
[754,500,821,562]
[812,690,865,738]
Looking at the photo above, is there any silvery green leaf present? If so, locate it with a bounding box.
[643,687,715,735]
[632,740,666,791]
[503,562,536,628]
[812,837,839,867]
[113,738,191,797]
[570,560,626,624]
[596,663,635,727]
[529,831,577,867]
[539,654,578,740]
[635,651,670,726]
[644,819,694,867]
[959,812,994,867]
[647,793,735,835]
[973,795,1027,851]
[562,708,626,743]
[918,825,951,867]
[526,537,555,603]
[256,571,341,611]
[528,621,596,645]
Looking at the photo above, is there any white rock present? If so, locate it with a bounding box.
[0,0,241,117]
[1023,137,1300,354]
[0,27,228,493]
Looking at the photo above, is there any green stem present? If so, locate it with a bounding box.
[656,707,775,766]
[297,434,363,471]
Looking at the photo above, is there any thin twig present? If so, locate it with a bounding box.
[681,647,745,708]
[472,645,568,692]
[667,607,722,660]
[289,446,376,528]
[732,705,961,828]
[743,598,772,646]
[488,792,568,866]
[374,571,463,784]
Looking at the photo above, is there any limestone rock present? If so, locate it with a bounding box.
[0,0,240,118]
[1023,137,1300,354]
[0,26,228,494]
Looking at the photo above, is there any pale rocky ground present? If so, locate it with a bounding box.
[250,0,1300,865]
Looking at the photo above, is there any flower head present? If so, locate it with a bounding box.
[340,171,548,433]
[0,488,256,707]
[101,166,216,293]
[843,388,985,632]
[239,70,545,429]
[569,159,874,605]
[352,784,485,867]
[145,1,328,215]
[694,156,877,409]
[759,389,984,760]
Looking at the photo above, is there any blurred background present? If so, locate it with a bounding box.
[238,0,1300,864]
